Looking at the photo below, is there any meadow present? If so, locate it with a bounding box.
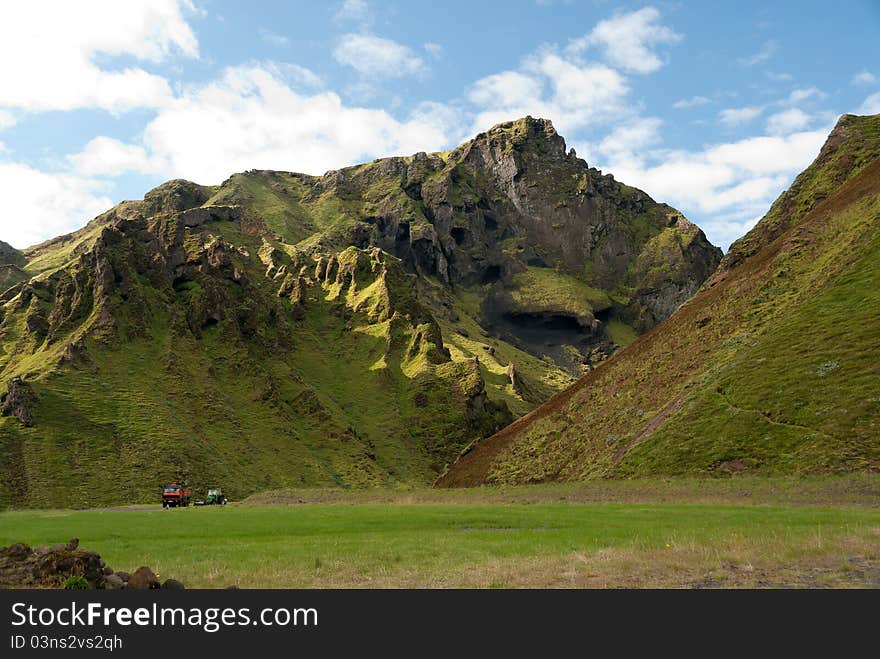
[2,477,879,589]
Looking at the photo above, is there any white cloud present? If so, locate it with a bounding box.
[468,71,544,108]
[596,117,662,162]
[334,0,370,23]
[0,0,198,113]
[597,128,829,248]
[408,101,468,144]
[766,108,812,135]
[766,71,793,82]
[68,137,167,176]
[0,162,111,249]
[1,63,467,249]
[334,34,424,78]
[468,51,630,136]
[528,53,629,118]
[739,40,776,66]
[569,7,681,74]
[852,70,877,86]
[424,43,444,60]
[126,65,456,183]
[702,131,829,175]
[259,29,289,48]
[261,61,323,89]
[0,110,15,131]
[785,87,824,105]
[719,106,763,126]
[858,92,880,115]
[673,96,710,110]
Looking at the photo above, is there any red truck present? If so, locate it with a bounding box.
[161,482,192,508]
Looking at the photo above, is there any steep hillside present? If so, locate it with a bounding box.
[439,114,880,486]
[0,117,719,507]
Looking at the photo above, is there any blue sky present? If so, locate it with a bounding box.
[0,1,878,250]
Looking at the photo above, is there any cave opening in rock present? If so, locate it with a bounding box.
[450,227,467,245]
[481,265,502,284]
[505,312,584,333]
[491,310,595,375]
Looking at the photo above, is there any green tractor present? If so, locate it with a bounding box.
[194,487,227,506]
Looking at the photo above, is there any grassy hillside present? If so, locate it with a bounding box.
[0,117,720,508]
[439,113,880,486]
[0,213,511,507]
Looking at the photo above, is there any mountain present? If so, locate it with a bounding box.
[438,114,880,487]
[0,241,27,292]
[0,117,719,507]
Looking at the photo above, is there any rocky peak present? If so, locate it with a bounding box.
[472,116,567,156]
[143,179,214,215]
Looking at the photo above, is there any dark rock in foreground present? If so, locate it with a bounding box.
[0,539,184,589]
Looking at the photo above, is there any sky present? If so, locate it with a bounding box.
[0,1,878,251]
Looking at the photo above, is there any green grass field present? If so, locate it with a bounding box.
[2,477,879,588]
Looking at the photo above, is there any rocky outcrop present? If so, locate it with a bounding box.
[0,539,186,589]
[296,118,720,312]
[143,179,213,215]
[178,204,241,228]
[127,566,161,589]
[1,377,36,427]
[624,214,724,331]
[301,117,720,371]
[506,362,536,403]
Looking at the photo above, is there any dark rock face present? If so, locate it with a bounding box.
[622,214,725,331]
[307,117,721,370]
[358,118,720,296]
[178,204,241,228]
[1,377,37,427]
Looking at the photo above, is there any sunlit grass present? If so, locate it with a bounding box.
[3,493,878,588]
